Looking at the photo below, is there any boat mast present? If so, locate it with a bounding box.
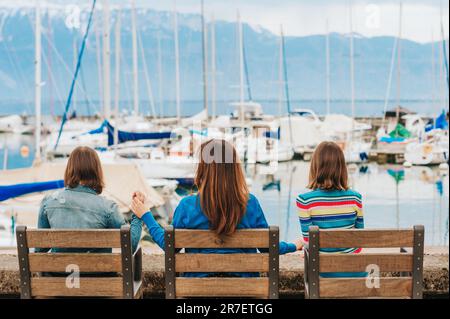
[431,31,436,113]
[47,13,54,118]
[201,0,209,120]
[238,11,245,125]
[139,31,157,118]
[396,2,403,121]
[174,0,181,123]
[157,31,164,117]
[73,38,78,113]
[326,19,331,115]
[278,25,283,118]
[34,0,42,164]
[211,14,217,120]
[381,3,401,130]
[440,2,449,111]
[439,30,445,113]
[349,3,355,137]
[281,25,294,145]
[131,0,139,116]
[114,9,121,147]
[95,20,103,110]
[102,0,111,120]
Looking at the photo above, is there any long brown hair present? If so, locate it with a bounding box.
[64,146,105,194]
[307,141,348,191]
[195,139,249,237]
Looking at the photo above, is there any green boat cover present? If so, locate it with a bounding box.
[389,123,411,138]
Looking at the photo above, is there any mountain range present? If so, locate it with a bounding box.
[0,6,448,116]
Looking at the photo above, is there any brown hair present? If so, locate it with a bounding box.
[64,146,104,194]
[307,141,348,191]
[195,139,249,237]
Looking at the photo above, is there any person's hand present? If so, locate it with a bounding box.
[130,197,149,218]
[294,238,304,251]
[132,191,146,204]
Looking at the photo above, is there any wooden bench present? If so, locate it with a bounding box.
[304,225,425,299]
[164,226,280,299]
[16,225,143,299]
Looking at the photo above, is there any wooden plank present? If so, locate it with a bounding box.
[174,229,269,248]
[320,277,412,298]
[29,253,122,273]
[320,253,413,273]
[26,229,121,248]
[31,277,123,297]
[319,229,414,248]
[175,254,269,273]
[176,278,269,298]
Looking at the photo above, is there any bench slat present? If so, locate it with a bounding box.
[175,253,269,273]
[320,253,413,273]
[319,229,414,248]
[174,229,269,248]
[26,230,121,248]
[29,253,122,273]
[175,278,269,297]
[31,277,123,297]
[319,277,412,298]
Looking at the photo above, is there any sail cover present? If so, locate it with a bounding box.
[389,123,411,139]
[0,180,64,202]
[425,111,449,132]
[90,121,174,146]
[0,162,164,212]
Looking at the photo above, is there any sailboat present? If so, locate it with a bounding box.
[0,115,34,134]
[337,5,372,163]
[244,24,294,164]
[279,19,371,161]
[405,112,449,166]
[0,2,178,245]
[404,8,449,167]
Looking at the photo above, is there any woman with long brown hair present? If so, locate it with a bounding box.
[36,146,142,253]
[131,139,301,277]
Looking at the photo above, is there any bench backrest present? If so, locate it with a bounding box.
[304,225,424,299]
[164,226,280,299]
[16,225,142,299]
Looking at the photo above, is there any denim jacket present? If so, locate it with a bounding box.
[36,185,142,253]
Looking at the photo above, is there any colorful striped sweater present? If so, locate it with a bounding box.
[296,189,364,254]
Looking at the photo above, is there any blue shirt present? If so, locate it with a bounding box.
[37,185,142,253]
[142,193,296,277]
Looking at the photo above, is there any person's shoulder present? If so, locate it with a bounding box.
[98,195,118,213]
[41,189,64,205]
[175,195,201,220]
[177,194,200,213]
[180,194,198,206]
[296,189,321,202]
[247,193,263,208]
[345,189,362,199]
[248,193,258,203]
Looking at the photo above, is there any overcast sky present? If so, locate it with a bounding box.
[2,0,449,43]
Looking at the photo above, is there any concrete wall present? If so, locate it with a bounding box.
[0,248,448,298]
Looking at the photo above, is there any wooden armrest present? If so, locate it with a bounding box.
[303,242,310,251]
[133,246,142,282]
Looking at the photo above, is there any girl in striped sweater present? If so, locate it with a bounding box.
[296,141,365,277]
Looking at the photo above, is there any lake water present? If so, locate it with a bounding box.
[1,134,449,247]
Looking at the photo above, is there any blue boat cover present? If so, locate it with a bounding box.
[88,120,174,146]
[0,180,65,202]
[425,111,449,132]
[264,127,280,140]
[379,136,406,144]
